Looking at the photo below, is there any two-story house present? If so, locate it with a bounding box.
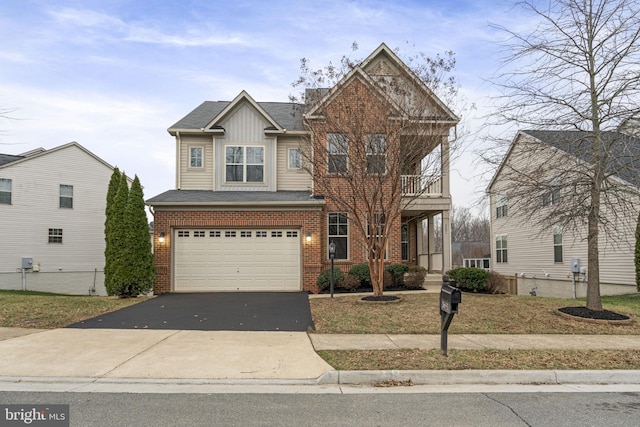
[488,130,640,298]
[0,142,125,295]
[147,44,458,294]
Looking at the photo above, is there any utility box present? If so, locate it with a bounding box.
[21,257,33,269]
[571,258,581,273]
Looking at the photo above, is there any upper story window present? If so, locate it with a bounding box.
[496,194,507,218]
[189,147,203,168]
[48,228,63,244]
[542,178,561,207]
[366,134,386,174]
[327,133,348,174]
[553,227,563,263]
[59,184,73,209]
[225,146,264,183]
[288,148,301,170]
[0,178,11,204]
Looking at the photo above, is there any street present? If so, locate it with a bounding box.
[1,387,639,426]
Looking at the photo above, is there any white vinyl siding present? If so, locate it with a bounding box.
[0,178,11,204]
[59,184,73,208]
[277,140,311,191]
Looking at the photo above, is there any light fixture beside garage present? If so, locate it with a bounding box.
[305,232,312,242]
[159,232,165,244]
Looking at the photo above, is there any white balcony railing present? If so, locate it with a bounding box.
[401,175,442,196]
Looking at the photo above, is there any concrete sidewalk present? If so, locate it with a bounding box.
[0,328,639,387]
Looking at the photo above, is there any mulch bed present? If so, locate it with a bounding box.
[360,295,401,303]
[557,306,633,325]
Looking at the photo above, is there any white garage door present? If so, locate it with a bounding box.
[174,229,301,291]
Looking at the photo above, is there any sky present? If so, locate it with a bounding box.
[0,0,532,214]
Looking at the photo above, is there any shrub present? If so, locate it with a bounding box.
[340,274,361,291]
[385,264,409,286]
[486,271,506,294]
[317,268,344,291]
[348,263,371,286]
[404,265,427,289]
[447,267,489,292]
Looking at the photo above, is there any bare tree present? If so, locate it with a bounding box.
[451,205,490,243]
[485,0,640,310]
[291,43,459,296]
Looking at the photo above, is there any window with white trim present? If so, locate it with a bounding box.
[542,178,561,207]
[225,146,264,182]
[327,133,348,174]
[496,194,507,218]
[328,212,348,259]
[401,223,409,261]
[59,184,73,208]
[0,178,12,204]
[48,228,63,244]
[496,234,508,263]
[189,147,203,168]
[288,148,301,169]
[553,227,563,263]
[366,134,386,174]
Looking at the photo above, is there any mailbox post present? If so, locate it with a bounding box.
[440,275,461,357]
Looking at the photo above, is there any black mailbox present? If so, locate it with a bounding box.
[440,284,461,314]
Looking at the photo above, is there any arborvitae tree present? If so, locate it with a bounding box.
[122,175,155,296]
[104,167,121,294]
[107,171,130,296]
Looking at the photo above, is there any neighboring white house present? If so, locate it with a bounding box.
[0,142,122,295]
[488,130,640,298]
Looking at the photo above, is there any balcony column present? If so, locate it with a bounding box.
[442,209,452,273]
[441,135,450,198]
[427,214,436,273]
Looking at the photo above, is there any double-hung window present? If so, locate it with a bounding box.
[366,134,386,174]
[542,178,561,207]
[189,147,203,168]
[0,178,11,204]
[288,148,301,170]
[60,184,73,208]
[328,212,348,259]
[225,146,264,183]
[496,235,508,263]
[327,133,348,174]
[553,227,563,263]
[496,194,507,218]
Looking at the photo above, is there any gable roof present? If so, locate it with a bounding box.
[0,142,118,172]
[168,93,304,134]
[487,130,640,192]
[0,153,24,167]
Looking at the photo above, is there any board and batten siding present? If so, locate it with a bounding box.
[0,144,116,294]
[277,138,312,191]
[178,135,214,190]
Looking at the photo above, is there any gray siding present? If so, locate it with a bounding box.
[178,135,214,190]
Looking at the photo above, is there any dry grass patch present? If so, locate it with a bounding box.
[310,293,639,334]
[0,290,149,329]
[318,349,640,370]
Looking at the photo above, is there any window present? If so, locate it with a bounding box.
[194,231,205,237]
[256,231,267,237]
[189,147,203,168]
[271,231,283,237]
[225,146,264,182]
[288,148,301,169]
[48,228,63,244]
[553,228,563,263]
[0,178,11,204]
[327,133,348,174]
[366,134,386,174]
[286,231,298,238]
[328,212,348,259]
[178,231,190,237]
[210,231,221,237]
[401,223,409,261]
[496,194,507,218]
[542,179,561,207]
[240,231,252,237]
[225,231,236,237]
[59,184,73,208]
[496,235,508,263]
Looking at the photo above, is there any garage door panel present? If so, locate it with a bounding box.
[174,229,301,291]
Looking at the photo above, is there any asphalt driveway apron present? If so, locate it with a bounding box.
[67,292,315,332]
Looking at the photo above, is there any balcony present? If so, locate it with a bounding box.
[401,175,442,196]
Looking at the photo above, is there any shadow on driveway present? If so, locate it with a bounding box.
[67,292,315,332]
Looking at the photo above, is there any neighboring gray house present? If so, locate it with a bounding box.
[488,129,640,298]
[0,142,123,295]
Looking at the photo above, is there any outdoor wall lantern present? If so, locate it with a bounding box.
[328,241,336,298]
[159,232,165,244]
[305,232,312,242]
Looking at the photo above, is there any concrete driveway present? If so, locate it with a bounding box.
[66,292,315,332]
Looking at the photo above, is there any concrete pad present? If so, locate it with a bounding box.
[106,331,333,380]
[0,329,177,377]
[0,327,48,341]
[309,334,397,350]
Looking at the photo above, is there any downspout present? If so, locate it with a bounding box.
[176,131,181,190]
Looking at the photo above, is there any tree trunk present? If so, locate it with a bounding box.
[586,185,603,311]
